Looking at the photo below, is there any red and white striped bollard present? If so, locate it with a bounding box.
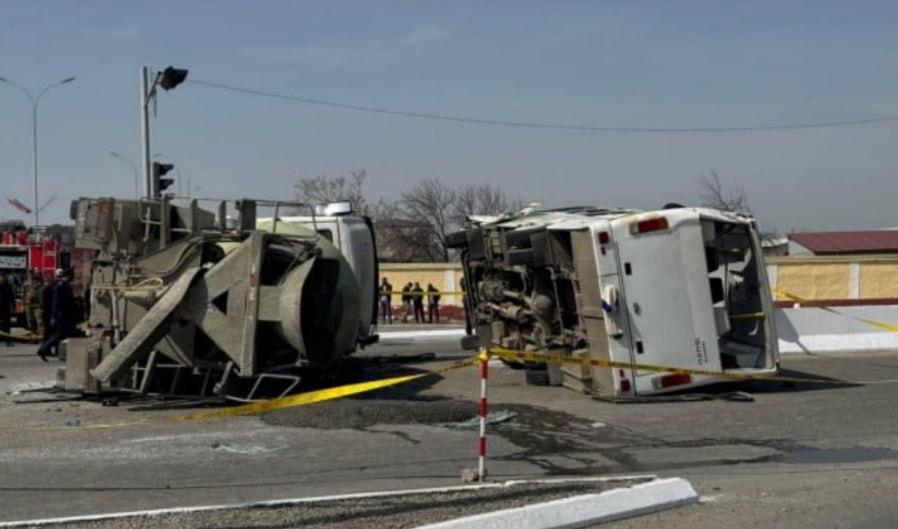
[478,347,489,481]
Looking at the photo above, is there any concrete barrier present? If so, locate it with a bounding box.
[414,477,698,529]
[776,305,898,354]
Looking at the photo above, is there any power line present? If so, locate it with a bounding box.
[189,79,898,133]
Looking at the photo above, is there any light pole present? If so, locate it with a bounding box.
[0,75,76,227]
[110,151,140,198]
[111,151,163,198]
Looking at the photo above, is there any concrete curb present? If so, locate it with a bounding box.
[413,477,698,529]
[0,475,658,528]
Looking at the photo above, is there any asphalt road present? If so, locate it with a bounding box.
[1,333,898,527]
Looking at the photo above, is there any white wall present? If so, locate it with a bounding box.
[776,305,898,354]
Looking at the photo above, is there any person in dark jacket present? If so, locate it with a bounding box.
[37,269,76,361]
[40,272,57,337]
[411,282,425,323]
[0,274,14,346]
[379,277,393,325]
[427,283,441,323]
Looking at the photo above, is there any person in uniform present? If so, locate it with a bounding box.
[427,283,441,323]
[24,272,43,334]
[37,269,76,361]
[379,277,394,325]
[412,282,425,323]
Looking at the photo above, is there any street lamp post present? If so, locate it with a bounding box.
[0,75,76,227]
[111,151,163,198]
[109,151,140,198]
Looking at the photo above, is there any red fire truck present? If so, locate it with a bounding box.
[0,221,91,327]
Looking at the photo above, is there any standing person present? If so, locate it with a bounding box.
[427,283,441,323]
[401,282,413,323]
[40,271,57,339]
[24,272,43,334]
[379,277,394,325]
[37,269,76,361]
[412,282,425,323]
[0,274,14,346]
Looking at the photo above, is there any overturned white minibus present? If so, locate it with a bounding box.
[447,205,779,397]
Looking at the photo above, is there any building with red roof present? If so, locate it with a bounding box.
[788,230,898,255]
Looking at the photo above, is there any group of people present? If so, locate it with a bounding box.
[0,269,80,360]
[378,278,442,324]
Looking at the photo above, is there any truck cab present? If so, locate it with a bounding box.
[449,205,778,397]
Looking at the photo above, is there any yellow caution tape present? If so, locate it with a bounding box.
[774,288,898,334]
[0,357,479,432]
[182,357,479,421]
[181,374,424,420]
[486,346,851,386]
[0,330,42,343]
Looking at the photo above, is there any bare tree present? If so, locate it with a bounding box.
[292,172,524,262]
[451,184,522,227]
[375,216,446,262]
[398,179,457,261]
[366,198,442,262]
[699,170,750,213]
[294,169,370,214]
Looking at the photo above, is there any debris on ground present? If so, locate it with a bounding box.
[262,399,479,429]
[210,442,281,455]
[440,410,518,430]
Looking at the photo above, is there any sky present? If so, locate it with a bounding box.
[1,0,897,231]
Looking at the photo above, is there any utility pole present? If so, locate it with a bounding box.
[0,75,76,227]
[139,65,188,198]
[140,67,151,198]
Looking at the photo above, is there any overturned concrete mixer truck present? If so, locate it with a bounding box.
[61,196,377,401]
[447,205,779,398]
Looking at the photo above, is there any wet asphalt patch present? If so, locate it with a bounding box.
[262,398,480,430]
[262,398,898,474]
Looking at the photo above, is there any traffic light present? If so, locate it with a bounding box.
[159,66,189,90]
[152,162,175,197]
